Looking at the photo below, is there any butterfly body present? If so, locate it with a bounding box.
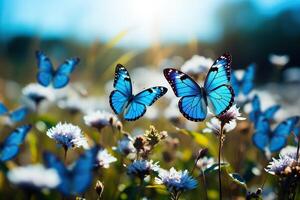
[110,64,168,121]
[35,51,80,89]
[164,53,234,121]
[252,116,299,153]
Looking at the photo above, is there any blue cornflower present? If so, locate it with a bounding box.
[115,134,136,156]
[155,167,197,194]
[46,122,88,149]
[127,160,160,179]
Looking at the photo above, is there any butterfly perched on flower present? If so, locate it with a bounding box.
[249,95,280,126]
[231,64,256,97]
[0,102,28,123]
[43,146,98,196]
[109,64,168,121]
[35,51,80,89]
[164,53,234,121]
[252,116,299,153]
[0,125,31,162]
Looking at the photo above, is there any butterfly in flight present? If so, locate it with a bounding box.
[109,64,168,121]
[231,64,256,97]
[164,53,234,121]
[35,51,80,89]
[43,146,98,196]
[0,125,31,162]
[249,95,280,126]
[0,102,28,123]
[252,116,299,153]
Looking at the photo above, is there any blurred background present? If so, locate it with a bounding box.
[1,0,300,83]
[1,1,300,199]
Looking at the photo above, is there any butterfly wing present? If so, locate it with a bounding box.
[71,147,98,194]
[43,152,70,195]
[206,85,234,116]
[268,116,296,152]
[252,117,270,151]
[164,68,207,121]
[204,53,234,116]
[9,107,28,122]
[123,87,168,121]
[273,116,300,137]
[263,105,280,120]
[0,103,8,115]
[36,51,54,87]
[178,93,208,121]
[164,68,202,97]
[53,57,80,88]
[241,64,255,95]
[268,136,287,152]
[230,72,240,96]
[134,87,168,106]
[110,64,132,114]
[0,125,31,162]
[249,95,261,123]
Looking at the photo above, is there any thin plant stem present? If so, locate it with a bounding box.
[137,177,144,200]
[199,169,208,200]
[296,132,300,162]
[218,123,224,200]
[63,146,68,164]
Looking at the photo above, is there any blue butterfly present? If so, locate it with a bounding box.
[252,116,299,153]
[109,64,168,121]
[231,64,256,97]
[249,95,280,126]
[0,125,31,162]
[0,102,28,123]
[164,53,234,121]
[35,51,80,89]
[43,147,98,196]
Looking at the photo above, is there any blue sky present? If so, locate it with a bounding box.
[0,0,299,47]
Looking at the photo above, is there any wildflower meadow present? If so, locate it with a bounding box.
[1,1,300,200]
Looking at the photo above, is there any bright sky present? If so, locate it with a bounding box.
[0,0,299,47]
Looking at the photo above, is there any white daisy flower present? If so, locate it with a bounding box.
[84,110,122,131]
[203,117,236,135]
[127,160,160,178]
[7,164,60,190]
[57,97,84,114]
[155,167,197,193]
[46,122,88,149]
[181,55,213,75]
[269,54,289,67]
[217,104,246,124]
[22,83,55,104]
[96,149,117,168]
[197,156,215,171]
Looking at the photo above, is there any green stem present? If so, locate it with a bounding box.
[137,177,144,200]
[218,123,224,200]
[201,169,208,200]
